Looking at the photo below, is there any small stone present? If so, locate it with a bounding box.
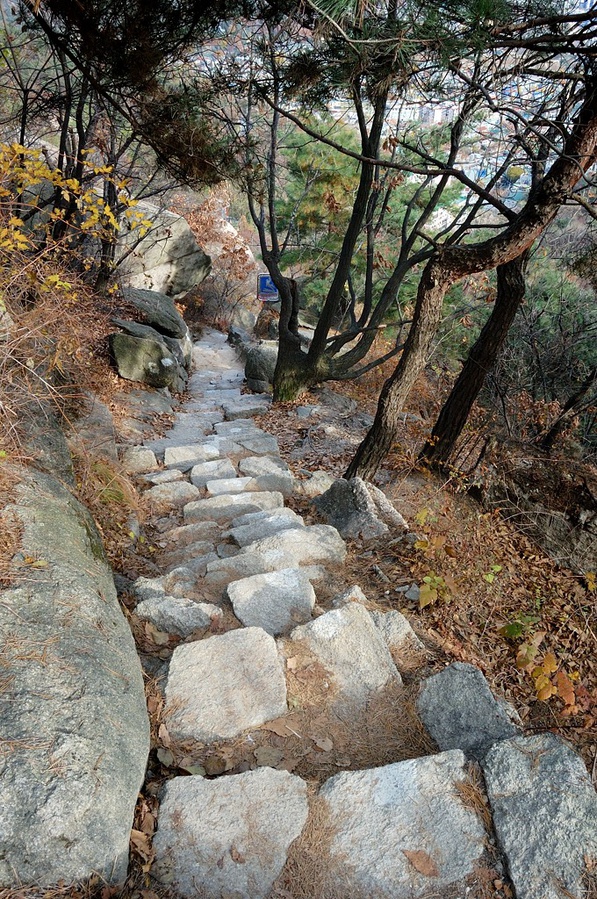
[120,445,158,473]
[227,568,315,635]
[164,628,287,743]
[153,769,308,899]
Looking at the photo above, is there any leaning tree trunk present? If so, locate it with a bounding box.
[534,365,597,453]
[346,75,597,481]
[345,257,450,478]
[420,251,528,469]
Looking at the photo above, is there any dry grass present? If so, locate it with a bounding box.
[271,792,358,899]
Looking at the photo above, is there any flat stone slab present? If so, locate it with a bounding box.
[184,491,284,524]
[417,662,519,759]
[190,458,237,487]
[227,567,315,635]
[164,627,288,742]
[145,481,200,510]
[121,445,158,473]
[134,595,221,637]
[289,603,401,706]
[161,521,221,548]
[240,524,346,568]
[482,733,597,899]
[142,468,183,485]
[153,768,309,899]
[226,508,305,547]
[320,751,486,898]
[223,397,271,420]
[235,433,280,455]
[214,419,260,435]
[239,455,291,477]
[164,443,220,471]
[238,456,294,495]
[206,476,254,496]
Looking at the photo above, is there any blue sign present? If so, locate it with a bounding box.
[258,273,279,302]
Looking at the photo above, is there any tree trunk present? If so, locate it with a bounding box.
[535,365,597,453]
[420,251,528,469]
[346,76,597,480]
[346,257,450,478]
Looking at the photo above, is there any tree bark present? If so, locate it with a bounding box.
[535,365,597,453]
[420,251,528,469]
[346,75,597,480]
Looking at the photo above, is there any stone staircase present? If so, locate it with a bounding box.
[116,328,596,899]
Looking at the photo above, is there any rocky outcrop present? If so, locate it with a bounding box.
[0,468,149,886]
[314,476,409,539]
[117,200,211,297]
[109,288,193,391]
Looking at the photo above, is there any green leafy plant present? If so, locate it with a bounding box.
[419,572,453,608]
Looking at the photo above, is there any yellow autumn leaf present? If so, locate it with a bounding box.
[542,652,558,674]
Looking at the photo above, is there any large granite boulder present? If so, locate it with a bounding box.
[245,342,278,393]
[314,477,409,539]
[109,332,187,392]
[0,468,150,886]
[109,288,194,391]
[117,201,211,297]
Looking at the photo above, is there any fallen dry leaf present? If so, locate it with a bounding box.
[261,717,295,737]
[230,845,246,864]
[402,849,440,877]
[313,736,334,752]
[254,745,285,767]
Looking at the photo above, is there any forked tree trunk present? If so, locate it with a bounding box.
[346,77,597,480]
[420,251,528,469]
